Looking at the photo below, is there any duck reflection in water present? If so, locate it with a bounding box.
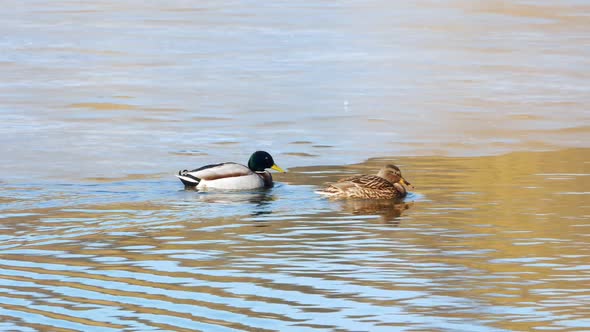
[339,199,413,224]
[194,189,273,205]
[186,189,277,218]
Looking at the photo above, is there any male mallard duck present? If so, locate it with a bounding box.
[176,151,285,190]
[316,164,412,199]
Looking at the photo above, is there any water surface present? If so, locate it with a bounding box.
[1,149,589,331]
[1,0,589,181]
[1,1,589,331]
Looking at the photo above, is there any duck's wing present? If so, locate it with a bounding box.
[316,175,395,197]
[335,175,395,190]
[176,162,253,185]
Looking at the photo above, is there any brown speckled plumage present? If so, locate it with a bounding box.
[317,164,412,200]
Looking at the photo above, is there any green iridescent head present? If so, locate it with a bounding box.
[247,151,285,173]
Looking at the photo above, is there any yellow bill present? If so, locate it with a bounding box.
[271,164,286,173]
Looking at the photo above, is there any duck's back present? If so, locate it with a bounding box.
[319,175,406,199]
[191,163,252,180]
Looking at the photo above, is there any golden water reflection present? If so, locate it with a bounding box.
[0,149,588,331]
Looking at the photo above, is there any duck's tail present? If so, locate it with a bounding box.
[176,170,200,188]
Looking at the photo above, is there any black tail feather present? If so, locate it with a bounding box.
[177,170,201,187]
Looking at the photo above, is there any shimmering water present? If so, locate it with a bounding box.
[1,150,589,331]
[1,1,590,331]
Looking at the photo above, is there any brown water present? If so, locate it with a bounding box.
[1,1,590,331]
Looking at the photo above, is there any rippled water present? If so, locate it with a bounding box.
[2,150,589,331]
[2,1,590,331]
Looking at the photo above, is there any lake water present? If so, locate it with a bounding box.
[1,1,589,331]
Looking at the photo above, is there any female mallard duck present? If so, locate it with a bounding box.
[316,164,412,199]
[176,151,285,190]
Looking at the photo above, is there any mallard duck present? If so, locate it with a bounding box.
[176,151,285,190]
[316,164,412,199]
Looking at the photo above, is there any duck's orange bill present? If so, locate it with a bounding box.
[400,178,414,189]
[271,164,286,173]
